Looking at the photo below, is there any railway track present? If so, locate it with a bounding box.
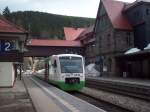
[70,91,132,112]
[85,77,150,101]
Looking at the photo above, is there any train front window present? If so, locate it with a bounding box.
[59,57,83,73]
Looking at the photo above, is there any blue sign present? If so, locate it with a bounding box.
[0,40,14,52]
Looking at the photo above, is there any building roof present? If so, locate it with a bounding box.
[101,0,133,30]
[75,25,94,40]
[124,0,150,11]
[64,27,85,40]
[27,39,83,47]
[0,16,27,34]
[116,50,150,61]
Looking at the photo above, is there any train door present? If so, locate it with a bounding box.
[53,59,59,81]
[44,62,49,81]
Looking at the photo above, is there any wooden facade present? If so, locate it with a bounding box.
[94,0,134,76]
[116,50,150,78]
[92,0,150,79]
[124,1,150,49]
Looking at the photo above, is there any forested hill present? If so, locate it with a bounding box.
[7,11,95,39]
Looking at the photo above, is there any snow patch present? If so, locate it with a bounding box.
[144,43,150,50]
[125,48,141,54]
[85,63,100,77]
[37,69,45,74]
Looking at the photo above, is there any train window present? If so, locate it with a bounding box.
[53,60,57,67]
[59,57,83,73]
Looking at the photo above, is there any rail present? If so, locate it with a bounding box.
[86,77,150,101]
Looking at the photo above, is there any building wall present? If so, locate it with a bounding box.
[94,2,134,77]
[0,34,26,87]
[84,42,96,64]
[124,3,150,49]
[100,29,134,77]
[114,30,134,52]
[99,28,114,54]
[0,62,15,87]
[95,2,115,74]
[124,4,145,26]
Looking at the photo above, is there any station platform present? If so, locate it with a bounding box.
[23,75,106,112]
[0,78,35,112]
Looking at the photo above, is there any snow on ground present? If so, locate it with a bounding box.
[37,69,45,74]
[85,63,100,77]
[23,70,33,75]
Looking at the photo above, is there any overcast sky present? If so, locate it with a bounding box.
[0,0,136,18]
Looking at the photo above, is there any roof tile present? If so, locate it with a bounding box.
[102,0,133,30]
[75,25,94,40]
[0,16,27,33]
[64,27,85,40]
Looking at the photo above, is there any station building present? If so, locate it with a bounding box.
[94,0,150,78]
[0,16,28,87]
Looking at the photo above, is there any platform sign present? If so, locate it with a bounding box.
[0,40,14,52]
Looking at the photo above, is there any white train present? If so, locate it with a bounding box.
[37,54,85,91]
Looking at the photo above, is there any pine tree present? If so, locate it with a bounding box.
[3,6,11,20]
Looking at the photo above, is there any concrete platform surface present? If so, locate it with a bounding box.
[23,75,106,112]
[0,78,35,112]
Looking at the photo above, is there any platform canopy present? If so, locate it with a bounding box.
[115,50,150,61]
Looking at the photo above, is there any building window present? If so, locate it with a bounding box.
[99,15,108,31]
[102,56,107,72]
[98,36,102,49]
[89,45,92,53]
[100,4,106,16]
[126,32,132,46]
[146,9,149,15]
[134,11,139,18]
[107,34,111,47]
[108,58,112,72]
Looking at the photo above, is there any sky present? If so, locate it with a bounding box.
[0,0,136,18]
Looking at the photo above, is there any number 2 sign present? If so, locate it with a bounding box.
[0,40,13,52]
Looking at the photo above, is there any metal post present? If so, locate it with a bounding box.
[20,64,22,80]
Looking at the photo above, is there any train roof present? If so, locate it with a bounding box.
[52,54,83,58]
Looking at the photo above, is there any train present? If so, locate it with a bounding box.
[37,54,85,91]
